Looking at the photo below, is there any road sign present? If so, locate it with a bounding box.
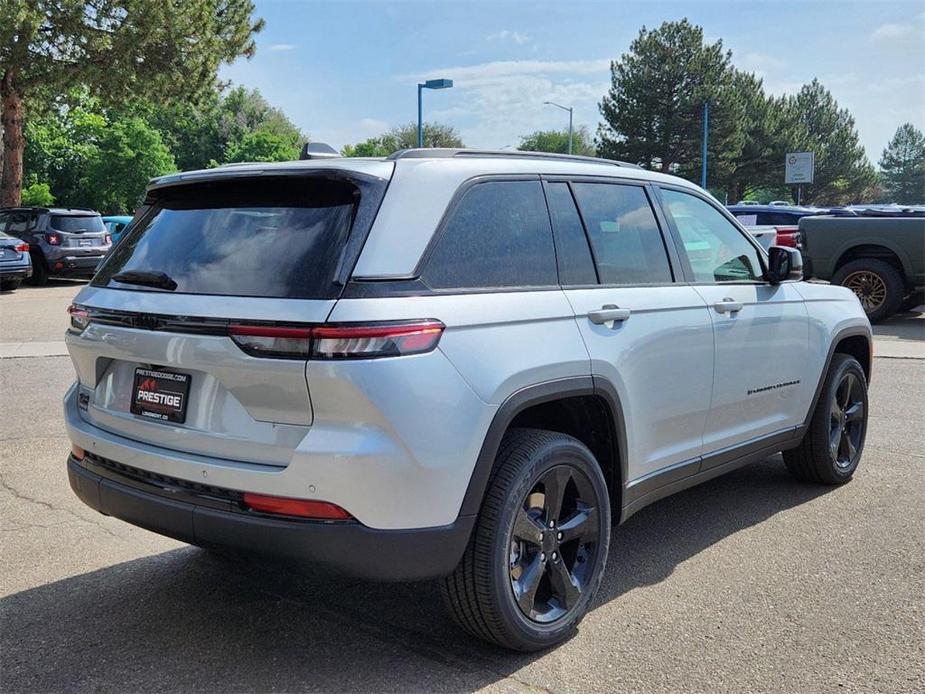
[785,152,814,185]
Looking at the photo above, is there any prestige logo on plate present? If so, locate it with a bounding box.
[131,368,191,423]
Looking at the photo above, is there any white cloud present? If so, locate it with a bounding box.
[267,43,296,52]
[870,11,925,45]
[402,59,613,149]
[358,118,389,135]
[486,30,531,45]
[739,52,787,73]
[407,58,611,87]
[870,22,914,42]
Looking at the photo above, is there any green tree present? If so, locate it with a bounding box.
[721,71,804,203]
[225,130,300,163]
[782,79,877,205]
[878,123,925,204]
[1,0,264,206]
[135,85,305,170]
[86,117,176,212]
[20,181,54,206]
[24,89,175,212]
[596,20,744,183]
[342,122,464,156]
[518,127,596,156]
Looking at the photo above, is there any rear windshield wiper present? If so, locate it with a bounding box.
[112,270,178,291]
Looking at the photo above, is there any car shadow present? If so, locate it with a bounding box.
[873,308,924,342]
[0,456,834,692]
[17,278,88,291]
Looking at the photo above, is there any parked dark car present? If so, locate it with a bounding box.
[800,215,925,322]
[0,230,32,291]
[0,207,112,285]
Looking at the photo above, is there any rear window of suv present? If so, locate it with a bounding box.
[50,215,106,233]
[94,177,361,299]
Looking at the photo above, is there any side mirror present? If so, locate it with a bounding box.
[766,246,803,284]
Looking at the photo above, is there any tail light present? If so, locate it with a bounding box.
[14,242,29,252]
[243,493,353,520]
[228,321,445,360]
[775,226,801,249]
[45,232,62,246]
[67,304,90,332]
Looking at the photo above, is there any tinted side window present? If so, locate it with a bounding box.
[571,183,672,285]
[767,212,800,226]
[423,180,557,289]
[0,212,37,236]
[661,189,764,283]
[545,182,597,285]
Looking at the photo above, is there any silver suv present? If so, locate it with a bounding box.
[64,149,872,650]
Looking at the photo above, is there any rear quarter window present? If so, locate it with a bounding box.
[422,180,557,290]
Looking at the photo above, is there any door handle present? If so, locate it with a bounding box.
[588,305,632,325]
[713,298,744,314]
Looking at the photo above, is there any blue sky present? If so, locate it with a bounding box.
[220,0,925,161]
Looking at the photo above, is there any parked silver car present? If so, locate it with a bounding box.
[64,149,871,650]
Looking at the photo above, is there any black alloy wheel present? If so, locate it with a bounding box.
[784,353,868,484]
[829,370,865,471]
[441,428,611,651]
[508,465,601,623]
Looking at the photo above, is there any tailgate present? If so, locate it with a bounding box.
[66,290,334,467]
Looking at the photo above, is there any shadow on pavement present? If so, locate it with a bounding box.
[874,308,924,342]
[16,278,88,291]
[0,456,833,692]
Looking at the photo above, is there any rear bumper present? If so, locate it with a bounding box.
[47,253,105,277]
[0,265,32,280]
[68,454,474,581]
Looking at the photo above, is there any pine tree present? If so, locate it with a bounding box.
[879,123,925,204]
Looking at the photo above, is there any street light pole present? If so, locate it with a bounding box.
[416,78,454,148]
[701,101,710,189]
[417,83,423,148]
[543,101,574,154]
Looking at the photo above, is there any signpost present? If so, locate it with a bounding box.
[785,151,814,205]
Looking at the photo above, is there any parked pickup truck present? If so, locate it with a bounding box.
[800,215,925,322]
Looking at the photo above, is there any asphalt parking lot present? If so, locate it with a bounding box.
[1,281,923,693]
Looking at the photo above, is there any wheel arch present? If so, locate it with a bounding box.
[457,377,628,522]
[801,326,873,431]
[833,243,911,283]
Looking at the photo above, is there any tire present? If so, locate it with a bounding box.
[27,252,49,286]
[441,428,611,651]
[783,354,868,484]
[831,258,903,323]
[0,279,21,291]
[900,291,924,313]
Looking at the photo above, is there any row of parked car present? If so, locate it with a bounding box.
[0,208,130,291]
[728,202,925,322]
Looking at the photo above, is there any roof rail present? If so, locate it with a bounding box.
[386,148,642,169]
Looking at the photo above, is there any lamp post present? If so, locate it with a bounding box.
[701,101,710,189]
[543,101,573,154]
[417,78,454,148]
